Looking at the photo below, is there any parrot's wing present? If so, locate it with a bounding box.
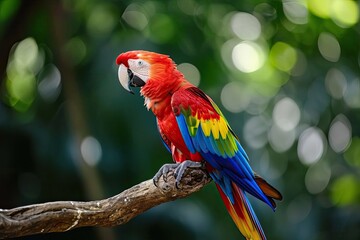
[171,87,281,208]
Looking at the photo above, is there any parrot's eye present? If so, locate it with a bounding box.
[137,60,144,67]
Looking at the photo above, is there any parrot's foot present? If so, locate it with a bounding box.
[173,161,203,188]
[153,160,203,189]
[153,163,179,187]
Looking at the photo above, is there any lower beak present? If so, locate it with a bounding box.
[118,64,146,94]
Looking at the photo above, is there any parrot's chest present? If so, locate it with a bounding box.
[157,111,184,148]
[146,97,176,138]
[156,109,194,160]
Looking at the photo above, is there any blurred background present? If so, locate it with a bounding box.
[1,0,360,239]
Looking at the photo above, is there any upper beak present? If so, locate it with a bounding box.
[118,64,133,94]
[118,64,146,94]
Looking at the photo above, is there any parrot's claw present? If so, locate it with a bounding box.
[153,163,179,187]
[174,160,203,189]
[153,160,203,189]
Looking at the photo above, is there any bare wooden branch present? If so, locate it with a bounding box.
[0,166,211,239]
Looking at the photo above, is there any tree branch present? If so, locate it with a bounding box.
[0,166,211,239]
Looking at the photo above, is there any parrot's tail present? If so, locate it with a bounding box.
[216,182,266,240]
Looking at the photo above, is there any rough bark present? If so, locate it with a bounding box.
[0,166,211,239]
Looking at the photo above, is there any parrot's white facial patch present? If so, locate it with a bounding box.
[128,59,150,83]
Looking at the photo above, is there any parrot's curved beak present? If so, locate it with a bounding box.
[118,64,146,94]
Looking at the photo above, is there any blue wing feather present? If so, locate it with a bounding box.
[176,114,196,153]
[210,170,235,203]
[236,141,250,161]
[196,126,209,153]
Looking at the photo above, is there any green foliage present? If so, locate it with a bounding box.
[1,0,360,239]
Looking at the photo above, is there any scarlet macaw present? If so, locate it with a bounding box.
[116,50,282,240]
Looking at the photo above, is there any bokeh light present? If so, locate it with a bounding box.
[5,37,44,112]
[325,68,347,99]
[80,136,102,166]
[331,0,359,28]
[318,32,341,62]
[272,97,301,131]
[177,63,201,86]
[220,82,250,113]
[283,0,308,25]
[258,150,288,179]
[344,78,360,108]
[232,41,266,73]
[243,116,269,149]
[13,37,42,72]
[307,0,333,18]
[328,114,351,153]
[297,127,326,165]
[38,64,62,102]
[270,42,297,72]
[331,174,360,206]
[307,0,359,28]
[305,161,331,194]
[245,94,271,115]
[64,37,87,66]
[268,97,300,153]
[230,12,261,40]
[268,124,296,153]
[122,4,149,31]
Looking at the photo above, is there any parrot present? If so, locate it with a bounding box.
[116,50,282,240]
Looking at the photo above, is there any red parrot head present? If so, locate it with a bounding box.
[116,50,183,96]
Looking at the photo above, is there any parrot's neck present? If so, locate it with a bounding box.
[140,70,192,118]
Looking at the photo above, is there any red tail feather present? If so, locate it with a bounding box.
[216,183,266,240]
